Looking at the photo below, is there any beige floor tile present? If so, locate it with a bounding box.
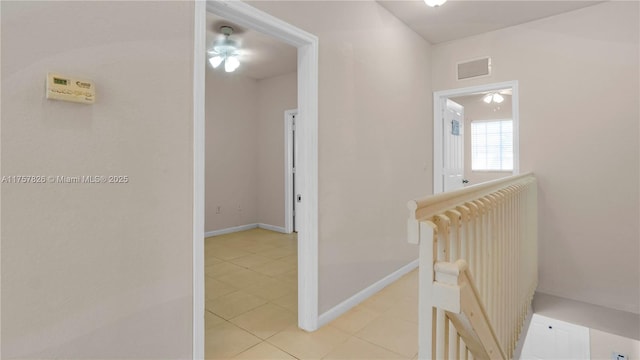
[279,254,298,265]
[233,342,297,359]
[329,305,381,334]
[230,303,297,340]
[243,278,296,301]
[273,292,298,313]
[206,277,239,300]
[206,256,225,265]
[358,289,401,313]
[206,290,269,320]
[260,247,296,260]
[230,254,274,269]
[223,238,257,248]
[206,311,226,329]
[384,275,419,299]
[355,315,418,358]
[253,260,297,277]
[206,261,245,278]
[204,241,224,255]
[384,297,418,324]
[212,246,253,261]
[322,336,406,359]
[205,322,262,359]
[267,325,350,360]
[216,268,272,290]
[274,269,298,287]
[260,237,294,248]
[242,242,280,254]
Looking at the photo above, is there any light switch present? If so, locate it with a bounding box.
[46,73,95,104]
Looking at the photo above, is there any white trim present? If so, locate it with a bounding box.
[284,109,297,234]
[258,223,287,234]
[317,259,419,327]
[433,80,520,194]
[204,223,287,238]
[192,1,206,358]
[205,224,259,238]
[204,0,319,332]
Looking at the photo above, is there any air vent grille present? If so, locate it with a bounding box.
[457,57,491,80]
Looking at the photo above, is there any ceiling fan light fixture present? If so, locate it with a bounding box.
[424,0,447,7]
[483,92,506,104]
[209,55,223,68]
[225,55,240,72]
[208,25,242,73]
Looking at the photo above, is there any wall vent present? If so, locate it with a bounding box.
[457,57,491,80]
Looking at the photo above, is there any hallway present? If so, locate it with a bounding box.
[205,229,419,359]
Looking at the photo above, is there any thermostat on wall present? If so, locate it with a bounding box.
[46,73,95,104]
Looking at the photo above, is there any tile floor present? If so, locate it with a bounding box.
[205,228,419,359]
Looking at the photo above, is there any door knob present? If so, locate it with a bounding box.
[462,179,469,184]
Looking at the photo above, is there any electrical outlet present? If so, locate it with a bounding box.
[216,206,221,214]
[612,352,627,360]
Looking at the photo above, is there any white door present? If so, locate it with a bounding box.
[292,112,298,232]
[443,99,465,192]
[285,109,298,234]
[520,314,590,360]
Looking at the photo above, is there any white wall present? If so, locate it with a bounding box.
[257,72,297,229]
[205,70,260,231]
[453,94,513,185]
[248,0,433,314]
[590,329,640,360]
[1,1,194,357]
[432,1,640,314]
[205,70,296,233]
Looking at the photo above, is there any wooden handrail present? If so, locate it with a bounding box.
[407,172,534,244]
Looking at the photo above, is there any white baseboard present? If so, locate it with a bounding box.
[317,259,419,327]
[258,223,287,233]
[204,223,258,238]
[204,223,288,238]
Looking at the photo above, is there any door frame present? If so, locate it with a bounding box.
[284,109,298,234]
[433,80,520,194]
[193,1,319,357]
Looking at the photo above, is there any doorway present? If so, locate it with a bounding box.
[433,81,520,194]
[193,1,319,356]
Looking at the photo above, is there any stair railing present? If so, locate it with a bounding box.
[408,173,537,359]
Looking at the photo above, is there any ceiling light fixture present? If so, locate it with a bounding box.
[424,0,447,7]
[208,26,241,73]
[483,93,505,104]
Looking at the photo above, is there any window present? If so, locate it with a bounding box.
[471,119,513,171]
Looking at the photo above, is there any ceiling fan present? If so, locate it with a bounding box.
[208,26,241,72]
[483,89,512,104]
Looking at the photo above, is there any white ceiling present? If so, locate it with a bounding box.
[376,0,603,44]
[206,13,297,80]
[207,1,602,78]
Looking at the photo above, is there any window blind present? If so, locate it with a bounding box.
[471,120,513,171]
